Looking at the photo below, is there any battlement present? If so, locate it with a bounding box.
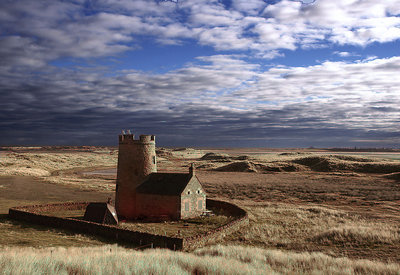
[140,135,155,142]
[118,133,155,144]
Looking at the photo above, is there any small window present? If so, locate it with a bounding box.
[185,202,189,211]
[198,200,202,210]
[187,190,191,195]
[197,189,201,194]
[153,156,156,164]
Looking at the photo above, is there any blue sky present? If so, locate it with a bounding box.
[0,0,399,148]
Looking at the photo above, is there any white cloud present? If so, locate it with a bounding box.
[1,50,399,145]
[259,50,285,60]
[300,0,400,46]
[2,52,399,132]
[185,0,400,56]
[1,0,400,65]
[263,0,302,20]
[333,51,351,57]
[231,0,266,15]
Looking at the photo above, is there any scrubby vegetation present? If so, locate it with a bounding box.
[1,245,400,275]
[119,215,232,238]
[196,152,400,175]
[292,155,400,173]
[0,216,109,248]
[225,203,400,262]
[1,147,400,273]
[214,161,258,172]
[384,172,400,181]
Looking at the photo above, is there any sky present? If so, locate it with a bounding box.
[1,0,399,148]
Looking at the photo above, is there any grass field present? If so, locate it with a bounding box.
[1,245,400,274]
[0,147,400,273]
[37,207,232,238]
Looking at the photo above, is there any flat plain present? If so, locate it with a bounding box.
[1,146,400,274]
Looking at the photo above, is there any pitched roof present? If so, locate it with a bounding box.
[83,202,118,225]
[136,173,192,195]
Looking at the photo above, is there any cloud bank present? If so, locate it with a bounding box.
[0,0,399,147]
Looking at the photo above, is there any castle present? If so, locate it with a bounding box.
[115,132,206,220]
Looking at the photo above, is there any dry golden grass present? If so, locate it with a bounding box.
[384,172,400,181]
[224,202,400,262]
[247,203,397,245]
[2,149,398,191]
[194,152,400,175]
[292,155,400,173]
[0,151,116,175]
[313,225,400,245]
[169,147,205,159]
[1,147,400,272]
[0,215,110,248]
[119,215,232,238]
[1,245,399,275]
[0,151,117,191]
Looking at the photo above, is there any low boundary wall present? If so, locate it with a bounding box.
[8,199,248,251]
[183,199,249,250]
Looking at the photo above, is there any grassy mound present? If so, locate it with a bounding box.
[214,161,257,172]
[1,245,399,275]
[292,156,343,172]
[233,155,250,160]
[156,148,173,158]
[383,172,400,181]
[356,162,400,173]
[279,152,310,156]
[200,152,231,161]
[213,160,305,173]
[332,155,375,162]
[292,155,400,173]
[255,162,305,172]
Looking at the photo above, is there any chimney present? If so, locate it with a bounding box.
[189,163,195,177]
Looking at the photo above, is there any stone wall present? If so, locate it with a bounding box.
[181,176,206,219]
[9,202,182,250]
[8,199,248,251]
[182,199,249,251]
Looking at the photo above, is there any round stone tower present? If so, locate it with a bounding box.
[115,133,157,219]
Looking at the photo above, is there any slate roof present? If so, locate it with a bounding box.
[83,202,118,225]
[136,173,192,196]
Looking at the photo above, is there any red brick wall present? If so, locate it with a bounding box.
[136,194,180,220]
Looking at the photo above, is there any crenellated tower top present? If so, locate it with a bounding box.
[118,130,155,144]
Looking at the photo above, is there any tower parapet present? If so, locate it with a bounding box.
[115,131,157,219]
[118,134,155,144]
